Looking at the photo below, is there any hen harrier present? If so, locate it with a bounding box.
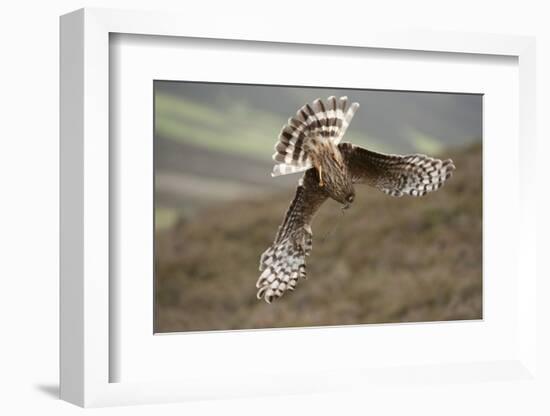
[256,96,456,303]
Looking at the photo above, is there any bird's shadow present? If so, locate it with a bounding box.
[35,384,59,399]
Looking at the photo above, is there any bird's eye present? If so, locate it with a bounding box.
[346,194,355,203]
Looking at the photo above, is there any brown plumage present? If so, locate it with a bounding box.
[257,96,456,303]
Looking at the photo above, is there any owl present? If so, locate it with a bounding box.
[256,96,456,303]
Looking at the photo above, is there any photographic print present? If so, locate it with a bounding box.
[154,81,482,333]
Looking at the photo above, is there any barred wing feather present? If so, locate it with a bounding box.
[257,169,328,303]
[339,142,456,197]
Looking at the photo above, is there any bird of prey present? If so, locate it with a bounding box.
[256,96,456,303]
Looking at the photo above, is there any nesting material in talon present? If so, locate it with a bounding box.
[318,164,324,187]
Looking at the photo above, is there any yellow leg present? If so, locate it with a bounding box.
[318,164,324,187]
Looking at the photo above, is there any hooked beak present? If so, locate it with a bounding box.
[343,193,355,210]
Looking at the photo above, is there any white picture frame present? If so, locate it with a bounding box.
[60,7,537,408]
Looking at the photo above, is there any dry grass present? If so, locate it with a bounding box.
[155,143,482,332]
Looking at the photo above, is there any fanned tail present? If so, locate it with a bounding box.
[271,96,360,177]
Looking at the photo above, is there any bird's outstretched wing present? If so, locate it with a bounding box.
[339,142,456,197]
[257,169,328,303]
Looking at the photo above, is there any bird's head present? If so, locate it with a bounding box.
[324,171,355,209]
[342,192,355,210]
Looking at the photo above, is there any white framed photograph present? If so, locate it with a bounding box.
[60,7,537,408]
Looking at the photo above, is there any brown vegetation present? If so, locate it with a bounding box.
[155,143,482,332]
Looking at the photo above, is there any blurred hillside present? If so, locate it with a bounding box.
[154,83,482,230]
[155,82,482,157]
[155,142,482,333]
